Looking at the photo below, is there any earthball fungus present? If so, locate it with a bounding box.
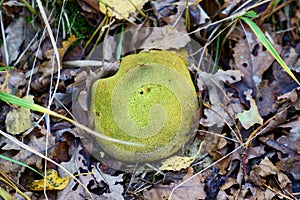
[90,50,199,163]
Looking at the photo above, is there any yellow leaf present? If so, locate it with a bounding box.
[159,156,196,171]
[99,0,146,19]
[28,169,69,191]
[159,141,204,171]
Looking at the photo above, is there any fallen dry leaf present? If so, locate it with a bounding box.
[143,168,206,200]
[93,167,125,200]
[276,156,300,180]
[250,157,291,188]
[279,116,300,142]
[99,0,146,19]
[271,63,299,96]
[39,35,77,77]
[160,141,203,171]
[5,15,25,63]
[197,69,243,127]
[259,136,298,156]
[236,90,263,129]
[57,141,124,199]
[231,25,281,89]
[160,156,196,171]
[139,27,190,51]
[5,95,33,135]
[256,80,277,116]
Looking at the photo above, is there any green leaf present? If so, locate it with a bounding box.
[244,10,258,18]
[240,16,300,86]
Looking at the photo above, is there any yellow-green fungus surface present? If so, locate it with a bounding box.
[90,50,199,163]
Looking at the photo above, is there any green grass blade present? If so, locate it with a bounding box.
[240,16,300,85]
[116,24,125,60]
[0,92,66,120]
[0,66,13,71]
[0,155,44,177]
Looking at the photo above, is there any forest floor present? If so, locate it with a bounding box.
[0,0,300,199]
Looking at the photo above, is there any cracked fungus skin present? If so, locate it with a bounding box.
[90,50,199,163]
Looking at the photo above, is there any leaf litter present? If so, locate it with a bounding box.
[0,0,300,199]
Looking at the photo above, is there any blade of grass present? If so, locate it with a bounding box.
[0,66,13,71]
[240,16,300,85]
[185,0,190,31]
[116,24,125,60]
[212,32,220,73]
[0,92,144,147]
[0,155,44,178]
[0,168,31,200]
[0,186,14,200]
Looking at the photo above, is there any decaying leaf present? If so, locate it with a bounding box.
[201,134,230,175]
[197,69,243,127]
[28,169,69,191]
[99,0,146,19]
[143,168,206,200]
[236,90,263,129]
[259,136,297,156]
[5,16,25,63]
[276,156,300,180]
[139,27,190,51]
[57,142,123,199]
[231,25,281,89]
[94,168,124,199]
[256,80,277,116]
[250,157,291,188]
[160,156,196,171]
[160,141,203,171]
[39,35,77,77]
[279,116,300,142]
[5,95,33,135]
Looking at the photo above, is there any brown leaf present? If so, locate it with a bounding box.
[5,16,25,63]
[247,146,266,160]
[39,35,77,77]
[279,116,300,142]
[259,136,299,156]
[250,157,291,188]
[276,156,300,180]
[0,132,56,184]
[139,27,190,51]
[231,25,281,89]
[271,63,299,96]
[197,69,244,127]
[143,168,206,200]
[256,80,277,116]
[201,134,231,175]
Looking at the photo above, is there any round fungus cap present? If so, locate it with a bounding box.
[90,50,199,163]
